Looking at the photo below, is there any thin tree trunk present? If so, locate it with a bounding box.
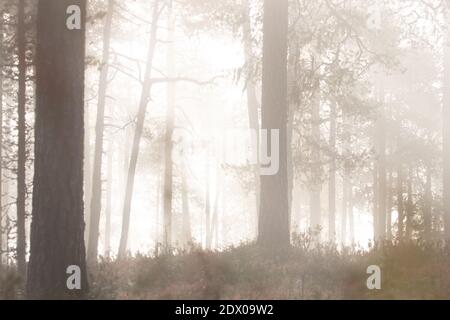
[16,0,27,278]
[310,95,321,229]
[154,168,161,254]
[87,0,114,264]
[341,169,348,246]
[386,170,393,241]
[397,165,404,240]
[348,183,354,245]
[377,115,387,241]
[27,0,88,298]
[406,167,413,239]
[424,163,432,241]
[328,102,336,241]
[104,142,113,258]
[181,161,192,247]
[257,0,289,248]
[443,8,450,239]
[163,0,175,253]
[205,157,211,249]
[118,0,161,257]
[373,164,379,241]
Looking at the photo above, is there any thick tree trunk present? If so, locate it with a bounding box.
[328,102,336,241]
[27,0,88,298]
[16,0,27,278]
[242,0,260,232]
[104,143,113,258]
[257,0,289,248]
[163,1,175,253]
[118,0,160,257]
[0,10,3,267]
[87,0,114,264]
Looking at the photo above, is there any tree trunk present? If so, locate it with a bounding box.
[328,102,336,241]
[258,0,289,248]
[443,12,450,239]
[386,170,393,241]
[205,157,211,249]
[181,161,192,247]
[373,164,379,241]
[397,165,404,240]
[341,169,348,245]
[118,0,161,258]
[16,0,27,279]
[310,95,321,230]
[377,115,387,241]
[163,0,175,253]
[0,9,3,267]
[87,0,114,264]
[424,163,432,241]
[27,0,88,298]
[242,0,260,233]
[104,143,113,258]
[405,167,413,239]
[348,183,354,245]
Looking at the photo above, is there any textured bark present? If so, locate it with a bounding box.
[0,10,3,267]
[328,102,336,241]
[258,0,289,247]
[118,0,160,257]
[87,0,114,264]
[163,1,174,252]
[27,0,88,299]
[16,0,27,278]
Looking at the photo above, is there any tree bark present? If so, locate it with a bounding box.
[341,168,348,245]
[87,0,114,264]
[16,0,27,279]
[27,0,88,298]
[0,9,3,267]
[118,0,161,258]
[257,0,289,248]
[377,115,387,241]
[181,161,192,247]
[310,95,321,230]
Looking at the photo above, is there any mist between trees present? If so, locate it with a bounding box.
[1,0,450,299]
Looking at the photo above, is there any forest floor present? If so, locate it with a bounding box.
[2,234,450,299]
